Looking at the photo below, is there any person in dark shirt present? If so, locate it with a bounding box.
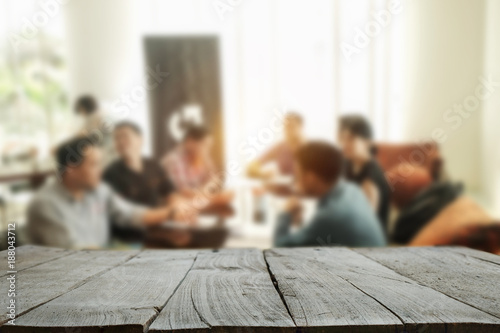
[104,121,175,207]
[103,121,177,242]
[338,115,391,233]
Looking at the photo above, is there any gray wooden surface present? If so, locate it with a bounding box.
[0,245,73,278]
[1,246,500,333]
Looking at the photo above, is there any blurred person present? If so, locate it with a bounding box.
[103,121,177,242]
[27,136,189,249]
[74,95,102,133]
[104,121,175,207]
[274,141,386,247]
[162,124,233,210]
[338,115,390,232]
[247,112,305,179]
[163,125,216,192]
[74,95,115,165]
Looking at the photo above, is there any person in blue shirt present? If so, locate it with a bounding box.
[274,141,386,247]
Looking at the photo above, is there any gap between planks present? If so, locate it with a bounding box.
[0,246,75,278]
[143,251,201,332]
[3,250,142,327]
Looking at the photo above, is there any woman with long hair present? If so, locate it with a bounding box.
[338,115,391,233]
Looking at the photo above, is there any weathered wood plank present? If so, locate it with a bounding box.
[448,246,500,266]
[356,247,500,320]
[266,248,401,332]
[5,250,198,333]
[149,249,295,332]
[0,246,74,277]
[271,247,500,333]
[1,250,138,326]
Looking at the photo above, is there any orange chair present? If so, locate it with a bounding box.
[374,142,442,208]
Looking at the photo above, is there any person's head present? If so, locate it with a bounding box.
[56,136,103,190]
[338,114,374,161]
[74,95,98,116]
[182,125,211,159]
[113,121,143,160]
[295,141,343,197]
[283,112,303,143]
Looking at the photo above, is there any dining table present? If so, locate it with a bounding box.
[1,245,500,332]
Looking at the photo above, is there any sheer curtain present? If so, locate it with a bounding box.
[137,0,404,170]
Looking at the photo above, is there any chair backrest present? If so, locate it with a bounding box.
[374,141,442,180]
[373,142,443,209]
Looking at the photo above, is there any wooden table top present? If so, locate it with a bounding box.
[2,246,500,332]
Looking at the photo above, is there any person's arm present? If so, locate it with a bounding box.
[162,153,190,192]
[361,179,380,212]
[106,184,196,227]
[140,207,171,226]
[273,198,314,247]
[105,184,168,226]
[274,212,328,247]
[247,145,279,179]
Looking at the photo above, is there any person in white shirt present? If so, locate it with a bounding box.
[27,136,189,249]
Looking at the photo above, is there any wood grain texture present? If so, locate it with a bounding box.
[448,246,500,266]
[149,249,295,332]
[266,248,402,333]
[0,245,74,277]
[269,247,500,333]
[356,247,500,320]
[6,250,197,333]
[2,247,499,333]
[0,250,137,326]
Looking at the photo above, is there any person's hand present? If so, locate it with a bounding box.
[284,197,303,227]
[172,208,198,226]
[261,169,276,180]
[211,190,235,205]
[284,197,302,214]
[168,197,198,225]
[252,186,266,197]
[179,189,197,198]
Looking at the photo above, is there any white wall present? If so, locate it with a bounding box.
[482,0,500,215]
[400,0,486,191]
[62,0,151,152]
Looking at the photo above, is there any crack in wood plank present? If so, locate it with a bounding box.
[337,275,409,330]
[263,250,299,327]
[145,253,201,332]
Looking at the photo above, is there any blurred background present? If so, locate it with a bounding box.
[1,0,499,250]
